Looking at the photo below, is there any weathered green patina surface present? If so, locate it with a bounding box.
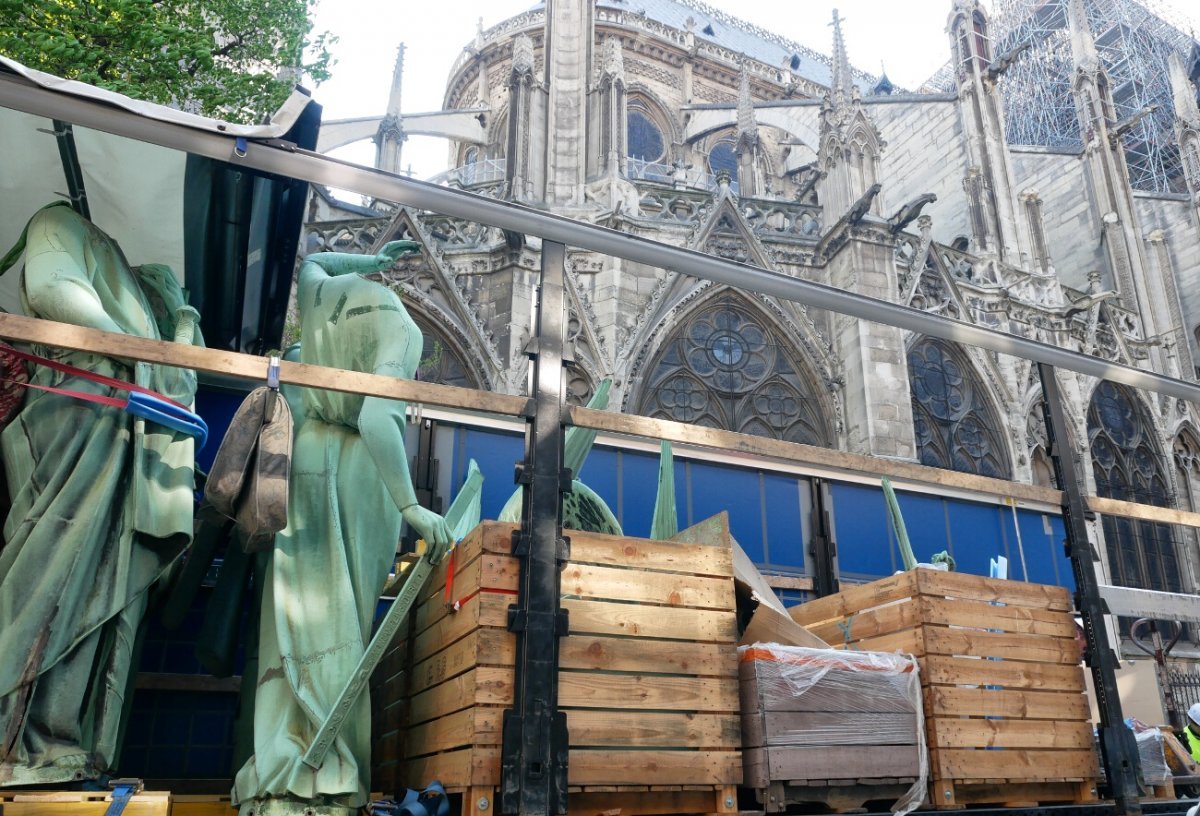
[233,242,455,812]
[0,204,200,785]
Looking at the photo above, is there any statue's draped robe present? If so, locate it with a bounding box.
[0,205,197,784]
[234,266,420,809]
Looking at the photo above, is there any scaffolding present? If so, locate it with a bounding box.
[935,0,1198,194]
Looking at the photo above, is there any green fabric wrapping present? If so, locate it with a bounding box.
[234,250,453,810]
[0,205,198,785]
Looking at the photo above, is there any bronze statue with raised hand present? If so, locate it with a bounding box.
[233,240,452,815]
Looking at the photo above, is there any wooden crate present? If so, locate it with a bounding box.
[370,576,413,796]
[738,646,923,813]
[393,515,742,815]
[0,789,170,815]
[788,568,1101,809]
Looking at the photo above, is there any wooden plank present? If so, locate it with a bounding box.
[559,671,739,712]
[563,598,737,642]
[922,654,1086,692]
[411,591,509,664]
[805,599,919,645]
[567,749,742,786]
[571,404,1062,508]
[930,718,1094,750]
[567,529,733,577]
[560,562,733,610]
[919,596,1077,637]
[560,635,736,676]
[745,745,920,784]
[565,711,741,748]
[567,789,726,815]
[788,573,917,628]
[414,555,517,633]
[405,706,503,756]
[923,627,1081,664]
[404,746,501,789]
[407,667,514,725]
[914,569,1072,611]
[931,748,1100,781]
[3,792,171,816]
[925,686,1090,720]
[409,627,515,695]
[745,712,917,749]
[833,627,924,656]
[932,780,1098,809]
[0,312,531,417]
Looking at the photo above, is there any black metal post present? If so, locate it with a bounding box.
[501,240,570,816]
[1038,364,1141,815]
[808,478,839,598]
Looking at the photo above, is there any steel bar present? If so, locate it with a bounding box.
[1039,363,1141,816]
[501,241,569,815]
[4,73,1200,406]
[1099,585,1200,625]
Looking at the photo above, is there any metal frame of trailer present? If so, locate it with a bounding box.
[5,63,1200,816]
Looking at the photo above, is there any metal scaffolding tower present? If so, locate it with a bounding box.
[935,0,1197,194]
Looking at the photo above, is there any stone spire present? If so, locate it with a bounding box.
[828,9,856,110]
[736,64,757,146]
[1066,0,1100,74]
[1170,52,1200,128]
[375,44,406,174]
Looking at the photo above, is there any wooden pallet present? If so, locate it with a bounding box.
[788,568,1102,810]
[440,783,738,816]
[385,515,742,805]
[1141,779,1177,801]
[0,789,170,815]
[755,779,916,813]
[171,794,238,815]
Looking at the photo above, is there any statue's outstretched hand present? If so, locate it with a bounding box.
[374,240,422,271]
[402,504,454,564]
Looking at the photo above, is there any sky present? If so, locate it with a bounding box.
[306,0,1200,180]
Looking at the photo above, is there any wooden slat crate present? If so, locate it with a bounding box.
[739,645,923,813]
[393,515,742,816]
[369,575,414,796]
[788,568,1101,809]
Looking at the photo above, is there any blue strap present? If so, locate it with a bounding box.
[127,391,209,450]
[103,780,142,816]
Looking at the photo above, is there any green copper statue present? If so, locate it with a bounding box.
[0,203,201,785]
[233,242,454,815]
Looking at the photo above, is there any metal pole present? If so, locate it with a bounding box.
[501,240,570,815]
[808,478,839,598]
[1038,364,1141,815]
[6,75,1200,405]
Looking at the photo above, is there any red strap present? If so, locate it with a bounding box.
[3,378,126,409]
[452,587,518,613]
[3,345,187,410]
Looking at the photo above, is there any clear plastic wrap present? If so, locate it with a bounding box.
[739,644,928,815]
[1134,727,1172,784]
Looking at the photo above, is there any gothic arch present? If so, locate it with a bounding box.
[907,337,1012,478]
[628,289,834,446]
[407,306,485,390]
[1088,381,1183,595]
[625,85,678,160]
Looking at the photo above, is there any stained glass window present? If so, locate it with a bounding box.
[1088,381,1181,595]
[708,139,738,184]
[635,294,829,445]
[627,109,664,162]
[907,338,1010,477]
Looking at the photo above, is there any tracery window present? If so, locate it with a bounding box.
[907,338,1010,477]
[1088,382,1181,595]
[708,138,738,184]
[411,314,477,389]
[635,294,829,445]
[627,105,665,162]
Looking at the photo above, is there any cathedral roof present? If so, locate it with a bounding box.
[531,0,878,92]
